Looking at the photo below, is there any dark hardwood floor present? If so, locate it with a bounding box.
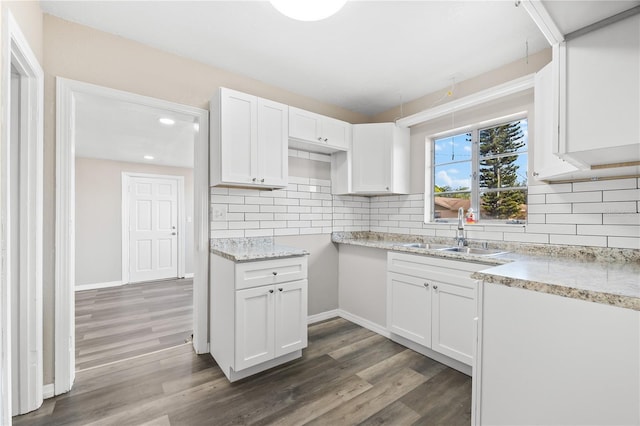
[15,317,471,425]
[75,278,193,371]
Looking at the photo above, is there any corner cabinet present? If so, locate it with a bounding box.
[387,252,484,366]
[288,106,351,153]
[351,123,410,195]
[210,254,308,382]
[210,87,288,189]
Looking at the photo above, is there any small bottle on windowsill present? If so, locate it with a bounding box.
[465,208,476,224]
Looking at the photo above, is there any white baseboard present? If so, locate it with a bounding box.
[337,309,390,338]
[307,309,340,324]
[75,280,123,292]
[183,273,194,279]
[43,383,55,399]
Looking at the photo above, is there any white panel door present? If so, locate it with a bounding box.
[257,98,288,187]
[387,272,431,347]
[129,176,178,282]
[274,280,308,357]
[352,123,392,193]
[289,106,321,142]
[235,285,275,371]
[220,88,257,184]
[431,281,476,365]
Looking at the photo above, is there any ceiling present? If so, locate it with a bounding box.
[74,92,196,168]
[45,0,638,167]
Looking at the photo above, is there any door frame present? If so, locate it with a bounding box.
[0,10,44,420]
[55,78,209,396]
[122,172,186,284]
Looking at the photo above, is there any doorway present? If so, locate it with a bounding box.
[1,10,44,421]
[55,78,209,395]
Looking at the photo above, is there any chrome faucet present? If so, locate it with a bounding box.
[455,207,467,247]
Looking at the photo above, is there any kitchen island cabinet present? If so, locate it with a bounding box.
[474,281,639,425]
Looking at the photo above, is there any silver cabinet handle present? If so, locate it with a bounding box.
[252,177,257,182]
[261,178,265,183]
[272,271,278,276]
[433,285,438,290]
[324,138,328,142]
[317,137,323,141]
[386,186,390,191]
[269,289,274,294]
[171,232,177,235]
[423,282,429,288]
[278,288,283,292]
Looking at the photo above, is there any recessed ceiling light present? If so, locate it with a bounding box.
[143,155,154,160]
[159,117,175,126]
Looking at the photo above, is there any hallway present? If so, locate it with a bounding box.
[75,278,193,371]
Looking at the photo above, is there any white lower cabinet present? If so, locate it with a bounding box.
[387,252,484,367]
[211,254,308,382]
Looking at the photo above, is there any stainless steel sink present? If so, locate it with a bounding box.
[437,246,509,256]
[395,242,451,249]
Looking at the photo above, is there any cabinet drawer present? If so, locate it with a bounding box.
[235,256,308,290]
[388,252,484,289]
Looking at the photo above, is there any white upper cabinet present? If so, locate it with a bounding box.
[558,13,640,170]
[351,123,410,195]
[288,106,352,153]
[533,62,578,181]
[210,87,288,189]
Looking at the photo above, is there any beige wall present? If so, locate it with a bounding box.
[372,48,551,123]
[75,158,194,287]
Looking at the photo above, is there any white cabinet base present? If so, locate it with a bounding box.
[224,350,302,383]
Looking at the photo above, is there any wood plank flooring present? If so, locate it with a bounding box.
[75,278,193,371]
[15,317,471,425]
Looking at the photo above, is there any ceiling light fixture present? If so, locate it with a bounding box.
[158,117,175,126]
[270,0,347,22]
[143,155,154,160]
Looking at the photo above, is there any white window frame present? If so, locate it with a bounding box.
[426,112,529,224]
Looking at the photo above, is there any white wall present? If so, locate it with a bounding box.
[75,157,194,286]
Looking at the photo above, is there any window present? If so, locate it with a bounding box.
[431,118,528,223]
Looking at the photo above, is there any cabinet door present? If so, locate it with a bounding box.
[289,107,321,143]
[258,98,288,187]
[274,280,308,357]
[220,88,257,185]
[387,272,431,347]
[235,285,275,371]
[322,117,351,150]
[352,123,392,193]
[431,281,476,365]
[533,62,578,180]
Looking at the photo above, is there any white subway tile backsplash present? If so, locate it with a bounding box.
[602,189,640,202]
[546,213,602,224]
[528,203,572,214]
[608,236,640,250]
[572,201,636,214]
[549,234,607,247]
[545,191,602,204]
[603,213,640,225]
[212,176,640,249]
[228,204,259,213]
[572,178,636,192]
[528,183,572,194]
[577,225,640,237]
[525,224,576,235]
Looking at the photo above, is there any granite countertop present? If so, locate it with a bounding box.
[332,231,640,311]
[211,237,308,262]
